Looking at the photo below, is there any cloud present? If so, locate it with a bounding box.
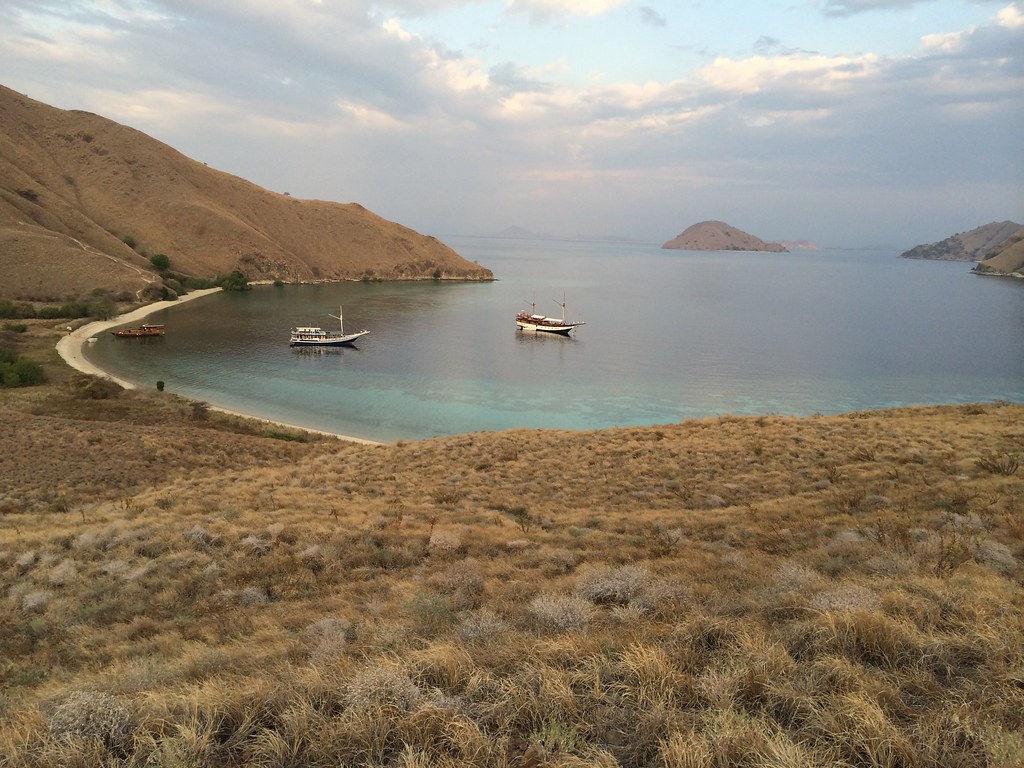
[506,0,629,23]
[819,0,935,16]
[1,0,1020,243]
[997,3,1024,28]
[638,6,667,26]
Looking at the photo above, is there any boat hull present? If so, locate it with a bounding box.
[289,330,369,347]
[516,320,579,335]
[112,325,165,338]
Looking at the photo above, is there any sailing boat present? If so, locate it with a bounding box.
[516,294,585,335]
[289,306,370,347]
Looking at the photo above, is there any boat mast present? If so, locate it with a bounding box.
[554,292,567,323]
[328,306,345,335]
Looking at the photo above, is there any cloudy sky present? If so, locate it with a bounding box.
[2,0,1022,247]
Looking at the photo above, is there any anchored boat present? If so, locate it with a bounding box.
[290,306,369,347]
[111,323,165,338]
[516,296,584,335]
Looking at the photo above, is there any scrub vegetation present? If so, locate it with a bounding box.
[1,321,1022,767]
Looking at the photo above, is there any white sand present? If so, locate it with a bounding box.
[54,288,382,445]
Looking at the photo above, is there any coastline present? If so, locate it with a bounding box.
[54,288,382,446]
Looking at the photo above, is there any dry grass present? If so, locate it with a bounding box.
[1,339,1022,766]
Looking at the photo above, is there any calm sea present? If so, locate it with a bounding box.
[84,237,1024,442]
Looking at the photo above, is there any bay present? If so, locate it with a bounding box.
[84,237,1024,442]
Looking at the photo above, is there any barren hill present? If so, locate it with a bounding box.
[899,221,1023,262]
[662,221,787,252]
[973,227,1024,277]
[0,85,491,301]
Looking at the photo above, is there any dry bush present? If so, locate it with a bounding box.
[527,593,594,633]
[46,689,134,750]
[456,608,509,645]
[345,663,423,714]
[976,452,1019,476]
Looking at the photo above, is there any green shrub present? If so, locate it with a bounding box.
[216,270,250,291]
[149,253,171,271]
[2,322,27,333]
[87,296,117,320]
[0,300,37,319]
[0,356,45,387]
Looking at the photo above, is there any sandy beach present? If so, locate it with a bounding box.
[54,288,381,445]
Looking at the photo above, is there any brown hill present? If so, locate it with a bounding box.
[0,85,491,301]
[899,220,1022,262]
[973,227,1024,277]
[662,220,787,252]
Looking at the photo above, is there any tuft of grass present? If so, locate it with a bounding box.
[976,452,1019,476]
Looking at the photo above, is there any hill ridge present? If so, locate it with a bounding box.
[899,220,1022,262]
[0,85,492,300]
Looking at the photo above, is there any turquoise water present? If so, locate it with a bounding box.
[84,237,1024,442]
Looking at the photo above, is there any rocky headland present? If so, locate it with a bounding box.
[899,221,1022,263]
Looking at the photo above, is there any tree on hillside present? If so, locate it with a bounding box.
[216,270,250,291]
[150,254,171,271]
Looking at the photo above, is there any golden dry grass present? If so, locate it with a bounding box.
[1,327,1022,767]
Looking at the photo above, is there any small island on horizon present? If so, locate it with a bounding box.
[662,221,788,252]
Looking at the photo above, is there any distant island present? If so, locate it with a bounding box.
[662,221,787,252]
[900,220,1024,278]
[778,240,822,251]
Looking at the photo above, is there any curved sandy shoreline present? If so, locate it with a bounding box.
[54,288,382,445]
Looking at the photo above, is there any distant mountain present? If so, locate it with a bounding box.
[899,221,1023,262]
[662,221,787,252]
[493,226,547,239]
[972,227,1024,277]
[0,85,491,301]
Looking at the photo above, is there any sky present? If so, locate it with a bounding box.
[2,0,1022,248]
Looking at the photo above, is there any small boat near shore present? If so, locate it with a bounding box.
[516,296,585,335]
[111,323,165,338]
[290,306,369,347]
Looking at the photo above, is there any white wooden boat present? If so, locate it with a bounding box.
[516,296,584,335]
[290,306,369,347]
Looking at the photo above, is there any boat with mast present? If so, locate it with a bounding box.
[290,306,369,347]
[516,295,585,335]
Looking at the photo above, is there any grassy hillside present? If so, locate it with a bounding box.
[0,85,491,302]
[900,221,1023,262]
[974,229,1024,277]
[1,323,1022,767]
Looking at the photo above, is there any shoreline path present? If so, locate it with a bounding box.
[54,288,381,445]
